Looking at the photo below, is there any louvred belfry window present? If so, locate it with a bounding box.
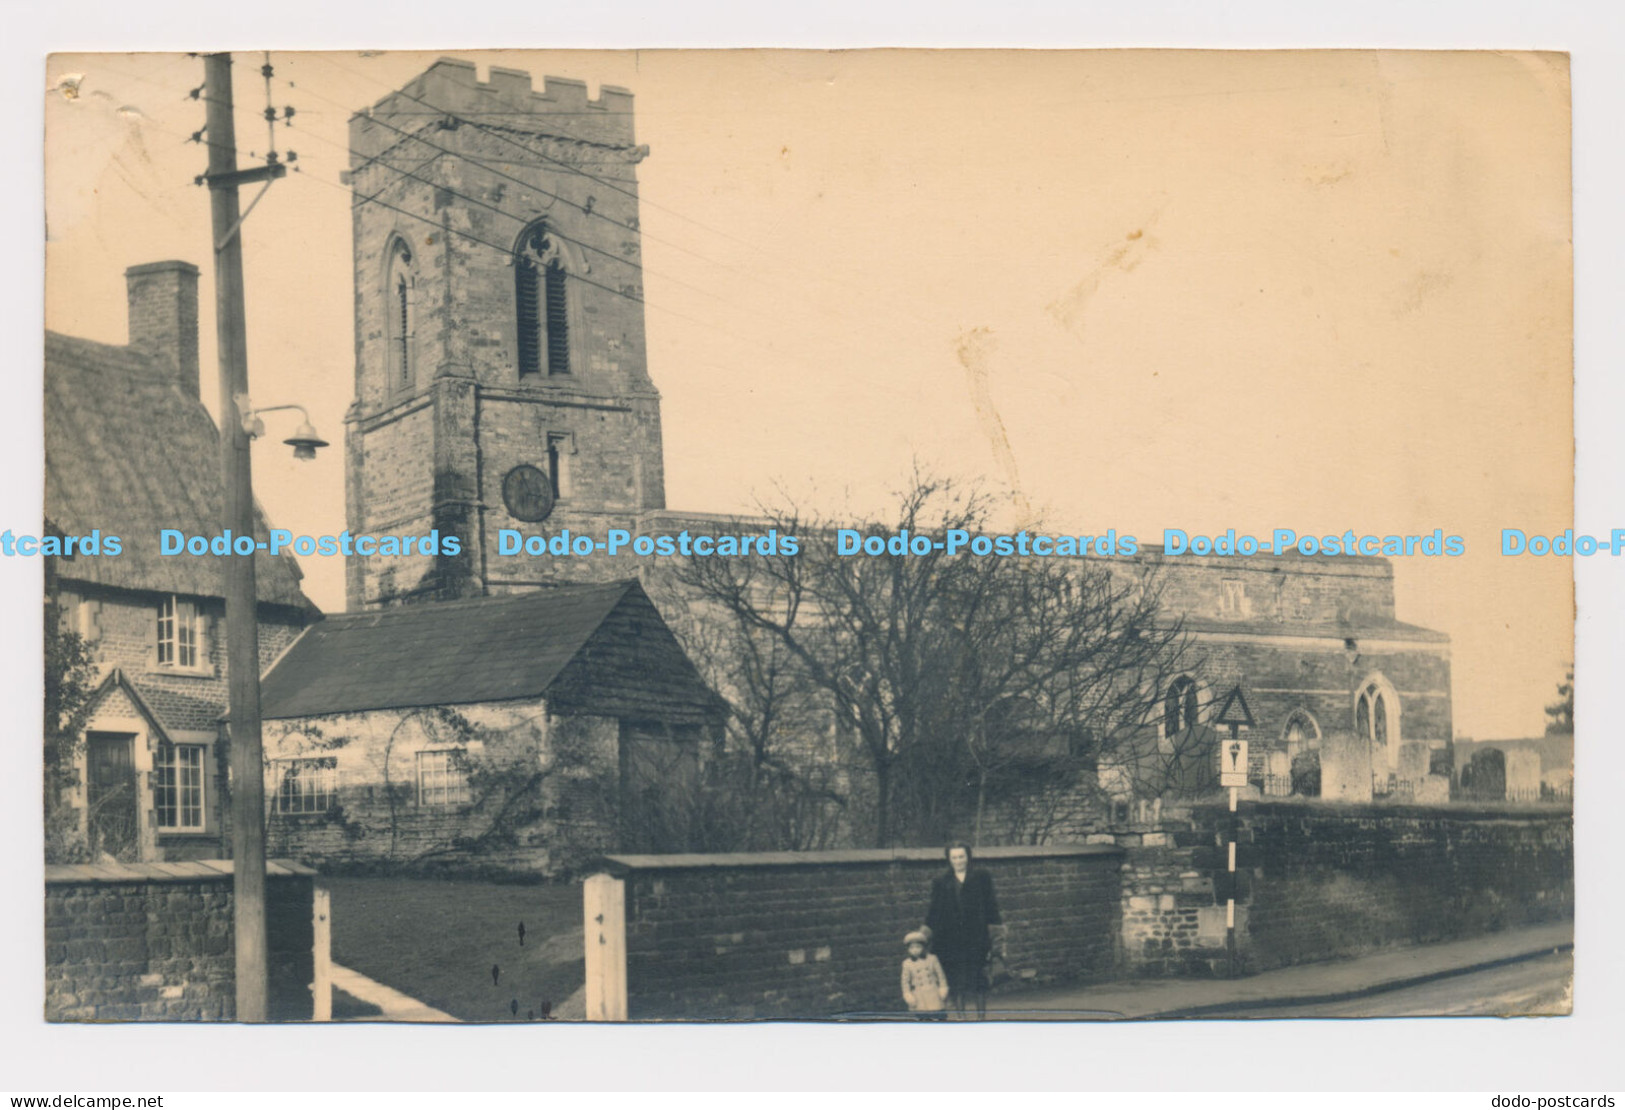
[516,225,570,378]
[544,263,570,374]
[395,276,410,384]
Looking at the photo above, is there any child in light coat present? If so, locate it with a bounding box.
[900,928,949,1019]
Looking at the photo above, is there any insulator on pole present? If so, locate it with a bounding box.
[261,51,278,160]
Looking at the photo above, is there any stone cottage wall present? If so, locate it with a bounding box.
[263,702,620,876]
[44,859,316,1022]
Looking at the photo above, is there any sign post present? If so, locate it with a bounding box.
[1213,684,1254,979]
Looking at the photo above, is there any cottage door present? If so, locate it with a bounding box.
[86,733,138,858]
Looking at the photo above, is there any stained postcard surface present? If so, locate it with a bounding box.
[42,50,1573,1022]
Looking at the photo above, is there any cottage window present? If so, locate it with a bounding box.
[516,224,571,378]
[417,749,470,807]
[273,757,338,814]
[153,742,205,830]
[156,596,203,670]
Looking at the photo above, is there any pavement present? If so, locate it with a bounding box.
[330,963,458,1022]
[325,920,1573,1022]
[980,920,1575,1020]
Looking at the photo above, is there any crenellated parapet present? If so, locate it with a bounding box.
[351,57,640,167]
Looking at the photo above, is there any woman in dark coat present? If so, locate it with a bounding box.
[923,842,1002,1019]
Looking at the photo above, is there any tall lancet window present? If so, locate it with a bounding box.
[516,224,571,378]
[386,240,415,391]
[1356,677,1398,760]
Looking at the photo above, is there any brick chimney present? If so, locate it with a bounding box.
[125,261,201,397]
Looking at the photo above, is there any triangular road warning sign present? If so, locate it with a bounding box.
[1213,684,1255,729]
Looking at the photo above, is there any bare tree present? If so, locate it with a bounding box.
[644,575,850,850]
[674,471,1196,847]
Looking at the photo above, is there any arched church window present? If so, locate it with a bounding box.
[385,240,415,391]
[1285,707,1323,797]
[516,223,571,378]
[1356,679,1398,752]
[1164,676,1199,736]
[1282,708,1320,750]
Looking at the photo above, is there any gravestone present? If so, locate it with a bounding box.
[1505,748,1542,802]
[1319,730,1373,802]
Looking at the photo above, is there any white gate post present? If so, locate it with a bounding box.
[583,873,627,1021]
[311,884,332,1022]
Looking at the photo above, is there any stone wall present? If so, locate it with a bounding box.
[262,701,620,876]
[1116,830,1230,976]
[1230,802,1573,971]
[601,844,1123,1019]
[1137,548,1399,627]
[1116,801,1573,977]
[44,859,316,1022]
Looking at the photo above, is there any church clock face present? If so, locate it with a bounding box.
[502,464,555,523]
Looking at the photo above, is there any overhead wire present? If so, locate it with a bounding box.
[276,96,786,316]
[304,53,945,331]
[313,54,762,251]
[81,54,968,387]
[257,63,948,375]
[113,53,949,343]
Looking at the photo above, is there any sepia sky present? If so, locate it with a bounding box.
[43,49,1573,740]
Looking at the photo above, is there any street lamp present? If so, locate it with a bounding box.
[235,395,329,460]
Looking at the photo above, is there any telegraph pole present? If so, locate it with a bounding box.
[202,51,284,1023]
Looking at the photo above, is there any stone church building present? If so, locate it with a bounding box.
[43,58,1455,871]
[331,57,1453,818]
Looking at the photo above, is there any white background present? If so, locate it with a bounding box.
[2,0,1619,1093]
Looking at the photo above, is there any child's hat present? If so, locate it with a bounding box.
[904,929,929,947]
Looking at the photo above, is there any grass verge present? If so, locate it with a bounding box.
[326,875,584,1022]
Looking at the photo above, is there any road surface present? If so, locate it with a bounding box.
[1198,951,1573,1018]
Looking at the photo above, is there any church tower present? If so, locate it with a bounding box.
[344,59,666,609]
